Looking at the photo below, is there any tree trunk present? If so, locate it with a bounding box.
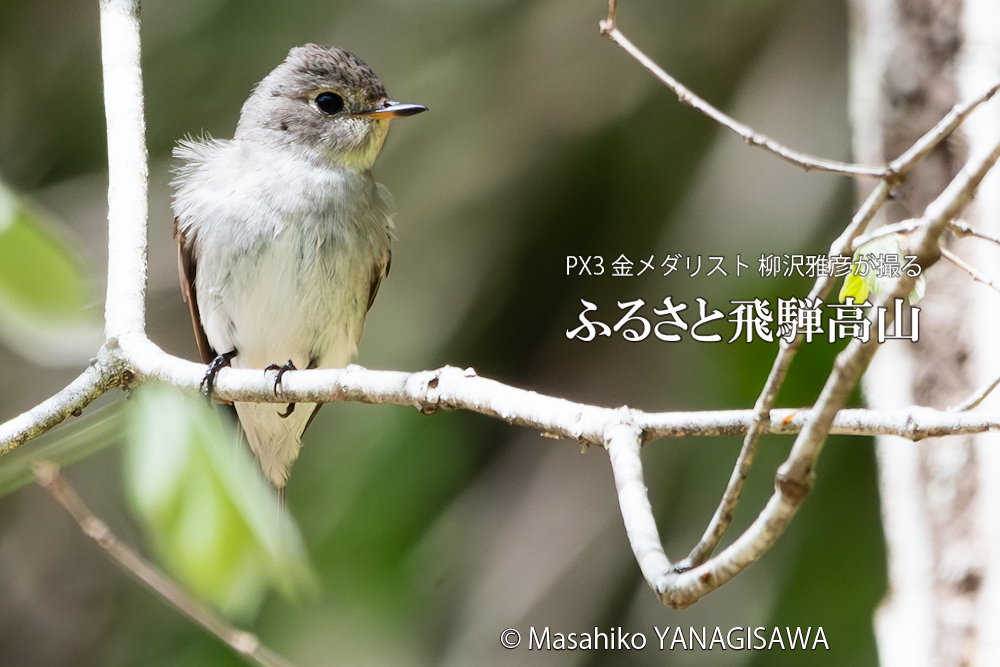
[850,0,1000,664]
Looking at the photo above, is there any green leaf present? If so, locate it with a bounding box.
[125,384,317,620]
[839,233,926,305]
[838,271,869,304]
[0,181,102,365]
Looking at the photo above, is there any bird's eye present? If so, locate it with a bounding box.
[315,92,345,115]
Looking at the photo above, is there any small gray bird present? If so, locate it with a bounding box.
[171,44,425,489]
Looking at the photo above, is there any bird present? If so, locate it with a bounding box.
[171,44,426,490]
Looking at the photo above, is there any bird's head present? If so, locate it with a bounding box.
[236,44,426,170]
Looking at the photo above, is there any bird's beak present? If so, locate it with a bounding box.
[352,102,428,119]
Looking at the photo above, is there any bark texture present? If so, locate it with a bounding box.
[850,0,1000,665]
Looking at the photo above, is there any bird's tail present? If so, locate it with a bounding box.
[234,401,321,488]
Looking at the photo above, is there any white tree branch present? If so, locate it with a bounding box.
[100,0,149,339]
[607,420,672,591]
[0,359,117,456]
[113,337,1000,442]
[4,2,295,664]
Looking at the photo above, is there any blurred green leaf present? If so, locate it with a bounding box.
[0,180,102,365]
[0,182,88,315]
[125,384,317,621]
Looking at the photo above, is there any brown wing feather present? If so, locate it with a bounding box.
[176,219,383,461]
[366,251,391,312]
[173,217,216,364]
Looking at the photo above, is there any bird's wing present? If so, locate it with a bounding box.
[173,217,216,364]
[366,248,391,312]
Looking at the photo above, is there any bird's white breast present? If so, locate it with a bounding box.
[174,137,391,371]
[172,137,392,486]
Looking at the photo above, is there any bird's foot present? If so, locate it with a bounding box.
[201,350,237,400]
[264,359,297,395]
[265,359,297,418]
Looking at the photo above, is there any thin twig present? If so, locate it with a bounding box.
[949,368,1000,412]
[599,4,885,177]
[32,461,297,667]
[769,138,1000,484]
[947,366,1000,412]
[886,82,1000,174]
[852,218,923,252]
[648,405,1000,440]
[940,247,1000,295]
[951,219,1000,248]
[600,0,1000,180]
[847,215,1000,257]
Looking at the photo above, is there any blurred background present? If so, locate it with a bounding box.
[0,0,885,665]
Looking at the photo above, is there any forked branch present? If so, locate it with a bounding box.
[599,0,1000,593]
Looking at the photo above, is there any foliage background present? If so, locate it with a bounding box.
[0,0,885,664]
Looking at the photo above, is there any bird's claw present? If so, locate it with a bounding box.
[265,360,298,418]
[201,350,237,401]
[264,359,297,395]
